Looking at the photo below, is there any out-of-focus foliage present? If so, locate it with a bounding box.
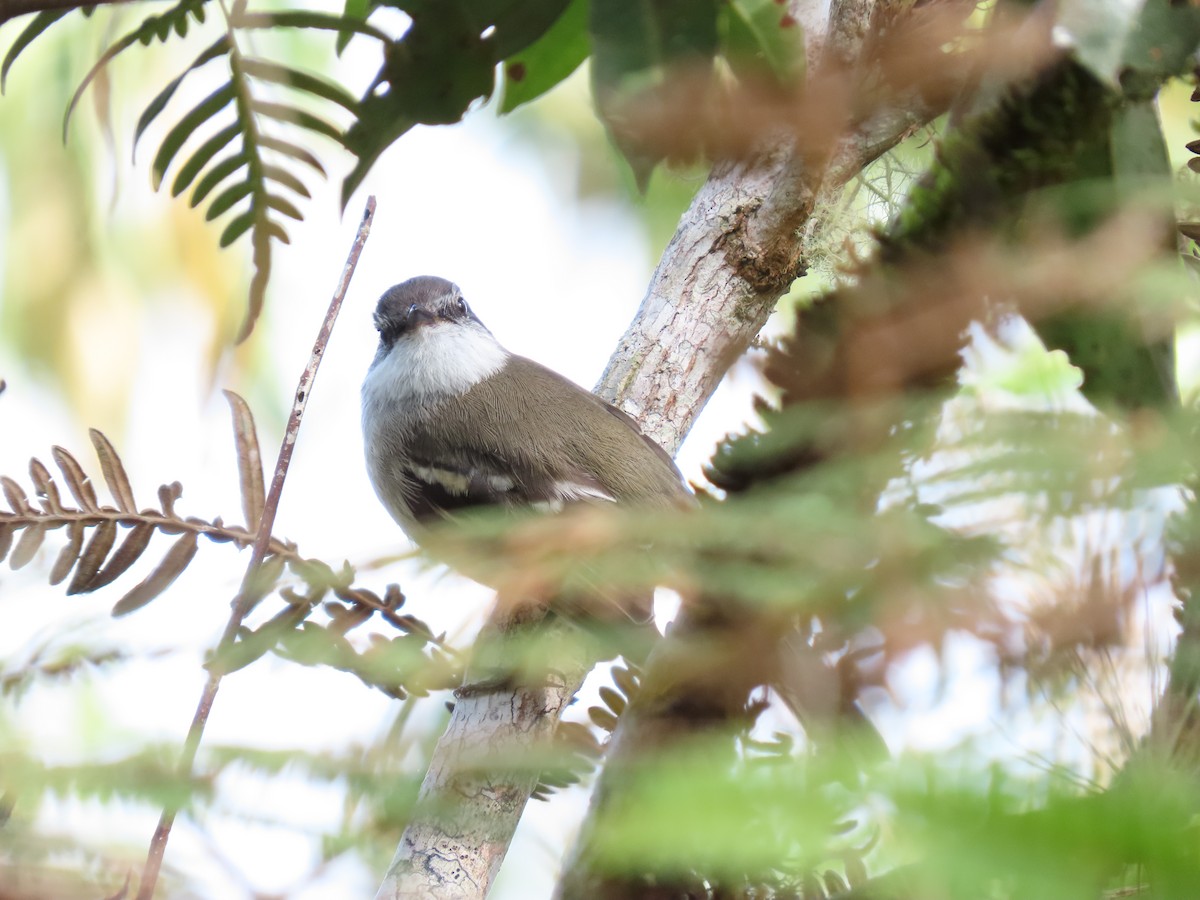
[6,0,1200,897]
[0,393,459,691]
[419,6,1200,896]
[2,0,808,337]
[0,15,250,427]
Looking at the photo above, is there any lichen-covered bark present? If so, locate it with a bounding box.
[595,93,941,444]
[374,668,578,899]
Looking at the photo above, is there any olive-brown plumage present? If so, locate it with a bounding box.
[361,276,691,538]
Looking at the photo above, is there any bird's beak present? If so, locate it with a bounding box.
[404,305,437,330]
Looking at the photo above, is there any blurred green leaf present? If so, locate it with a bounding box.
[719,0,805,86]
[584,735,844,881]
[1120,0,1200,79]
[589,0,719,188]
[500,0,590,113]
[468,0,572,58]
[62,0,208,139]
[344,0,570,202]
[148,83,235,185]
[170,123,240,196]
[336,0,372,54]
[1037,310,1176,411]
[136,36,230,161]
[1055,0,1145,85]
[1,10,69,93]
[1111,98,1172,187]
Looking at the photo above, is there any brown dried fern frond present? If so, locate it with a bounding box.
[0,428,300,617]
[0,392,459,700]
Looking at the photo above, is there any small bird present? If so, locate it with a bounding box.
[361,275,692,545]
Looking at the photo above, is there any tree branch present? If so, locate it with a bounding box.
[0,0,151,27]
[373,9,958,900]
[555,7,979,898]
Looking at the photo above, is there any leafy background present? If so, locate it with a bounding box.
[0,7,776,894]
[1,0,1200,896]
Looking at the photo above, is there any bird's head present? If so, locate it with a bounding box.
[372,276,490,351]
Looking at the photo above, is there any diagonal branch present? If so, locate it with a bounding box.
[135,197,376,900]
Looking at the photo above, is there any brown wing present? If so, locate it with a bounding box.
[406,356,691,512]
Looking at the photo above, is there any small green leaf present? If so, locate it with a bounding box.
[150,83,236,184]
[1054,0,1145,85]
[1110,99,1171,189]
[590,0,720,188]
[259,135,327,176]
[265,221,291,244]
[219,210,256,247]
[1037,309,1177,411]
[1120,0,1200,79]
[262,164,310,198]
[64,0,206,137]
[500,0,590,113]
[468,0,571,59]
[342,2,495,202]
[251,100,345,144]
[189,152,247,207]
[204,180,253,220]
[342,115,414,206]
[236,10,388,42]
[240,215,274,342]
[240,57,359,111]
[266,193,303,221]
[3,10,68,94]
[171,123,240,196]
[337,0,371,54]
[139,36,231,182]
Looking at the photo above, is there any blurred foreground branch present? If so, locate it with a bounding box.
[559,10,1197,897]
[374,6,967,900]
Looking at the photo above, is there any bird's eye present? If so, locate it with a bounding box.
[407,303,419,317]
[457,297,468,314]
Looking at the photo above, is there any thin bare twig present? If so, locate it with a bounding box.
[136,196,377,900]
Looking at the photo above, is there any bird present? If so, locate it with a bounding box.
[360,276,692,646]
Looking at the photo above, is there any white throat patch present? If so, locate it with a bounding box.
[362,321,508,411]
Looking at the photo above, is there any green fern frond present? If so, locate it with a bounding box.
[170,122,240,196]
[1,9,69,92]
[62,0,210,137]
[137,10,363,339]
[336,0,374,54]
[240,57,358,112]
[135,35,231,152]
[235,10,388,42]
[148,82,236,183]
[46,2,378,340]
